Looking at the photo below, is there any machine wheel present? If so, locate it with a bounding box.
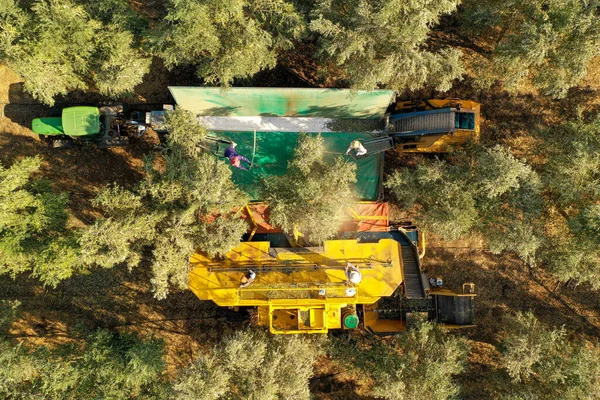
[96,136,129,148]
[51,139,74,148]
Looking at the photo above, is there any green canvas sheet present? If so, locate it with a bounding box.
[219,131,382,201]
[169,87,395,119]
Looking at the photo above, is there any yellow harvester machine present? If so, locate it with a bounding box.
[391,99,481,153]
[189,203,476,335]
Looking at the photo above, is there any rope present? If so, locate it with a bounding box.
[249,129,257,169]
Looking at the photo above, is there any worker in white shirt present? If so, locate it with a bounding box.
[345,262,362,284]
[239,269,256,288]
[345,140,367,158]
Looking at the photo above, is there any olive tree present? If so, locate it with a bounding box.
[0,0,150,105]
[386,145,543,262]
[0,329,167,399]
[500,312,600,399]
[461,0,600,98]
[535,118,600,287]
[0,156,81,287]
[174,328,323,400]
[309,0,463,90]
[79,109,248,299]
[262,133,357,244]
[156,0,305,85]
[328,321,469,400]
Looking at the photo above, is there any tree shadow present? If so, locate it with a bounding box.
[425,248,600,341]
[422,248,600,399]
[0,126,147,224]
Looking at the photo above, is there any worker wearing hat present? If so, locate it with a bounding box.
[224,142,252,170]
[345,140,367,158]
[345,262,362,284]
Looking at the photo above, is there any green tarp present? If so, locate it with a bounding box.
[169,87,395,119]
[220,131,382,201]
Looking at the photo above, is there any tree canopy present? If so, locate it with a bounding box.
[461,0,600,98]
[0,156,81,286]
[0,301,167,399]
[309,0,463,90]
[329,321,469,400]
[174,328,323,400]
[0,0,150,105]
[262,133,357,244]
[534,118,600,287]
[156,0,305,86]
[500,312,600,399]
[386,145,543,262]
[79,109,248,299]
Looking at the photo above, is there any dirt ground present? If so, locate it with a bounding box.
[2,54,600,399]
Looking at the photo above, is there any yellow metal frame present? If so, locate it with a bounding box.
[189,238,404,334]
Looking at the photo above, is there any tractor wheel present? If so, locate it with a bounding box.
[52,139,74,148]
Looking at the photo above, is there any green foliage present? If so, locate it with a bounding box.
[0,300,20,335]
[309,0,463,90]
[157,0,305,85]
[0,339,39,398]
[262,133,357,244]
[500,312,600,399]
[461,0,600,98]
[0,0,150,105]
[329,321,469,400]
[82,0,149,35]
[0,328,168,399]
[535,118,600,287]
[174,328,323,400]
[92,27,152,97]
[538,119,600,208]
[81,110,248,299]
[5,0,97,105]
[386,160,477,240]
[386,145,543,261]
[0,156,81,286]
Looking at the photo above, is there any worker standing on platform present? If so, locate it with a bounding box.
[239,269,256,288]
[345,262,362,284]
[224,142,252,170]
[345,140,367,158]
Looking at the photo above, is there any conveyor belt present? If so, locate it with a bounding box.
[392,108,456,133]
[401,245,425,299]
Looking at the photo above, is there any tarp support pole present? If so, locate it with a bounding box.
[250,129,257,170]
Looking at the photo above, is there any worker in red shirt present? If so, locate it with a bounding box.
[224,142,252,170]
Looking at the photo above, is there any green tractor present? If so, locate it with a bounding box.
[31,105,161,148]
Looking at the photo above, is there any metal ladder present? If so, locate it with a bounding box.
[361,136,394,154]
